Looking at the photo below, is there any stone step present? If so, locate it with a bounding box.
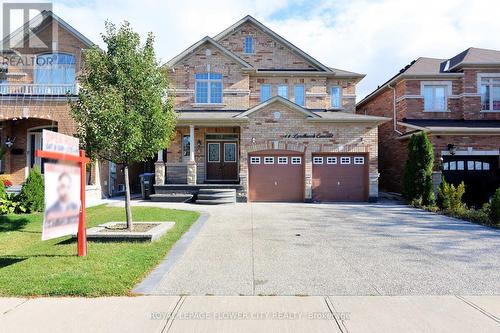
[198,189,237,195]
[197,193,236,200]
[196,198,236,205]
[150,194,193,203]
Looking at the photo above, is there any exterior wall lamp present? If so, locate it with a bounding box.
[5,136,16,148]
[447,144,457,155]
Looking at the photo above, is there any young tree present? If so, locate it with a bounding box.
[403,132,435,206]
[71,21,176,228]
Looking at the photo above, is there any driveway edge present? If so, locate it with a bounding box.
[132,211,210,295]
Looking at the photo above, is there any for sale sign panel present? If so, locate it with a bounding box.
[42,163,81,240]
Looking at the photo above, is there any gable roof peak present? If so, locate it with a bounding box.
[235,95,320,119]
[2,9,94,49]
[166,35,253,69]
[213,15,332,72]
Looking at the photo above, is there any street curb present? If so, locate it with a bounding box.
[132,211,210,295]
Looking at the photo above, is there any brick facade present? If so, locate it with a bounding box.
[162,16,383,202]
[0,14,112,197]
[357,56,500,194]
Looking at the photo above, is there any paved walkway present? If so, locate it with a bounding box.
[128,201,500,296]
[1,295,499,332]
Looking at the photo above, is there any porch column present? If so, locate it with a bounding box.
[155,149,165,185]
[187,125,197,185]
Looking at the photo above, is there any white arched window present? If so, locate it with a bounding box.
[34,53,76,94]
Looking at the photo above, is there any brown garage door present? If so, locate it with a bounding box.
[312,153,368,202]
[248,150,304,202]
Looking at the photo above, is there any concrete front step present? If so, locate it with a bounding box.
[196,189,237,205]
[196,198,236,205]
[197,193,236,200]
[198,189,237,194]
[150,194,193,203]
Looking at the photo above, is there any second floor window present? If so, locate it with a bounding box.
[294,85,305,106]
[423,85,447,111]
[260,84,271,102]
[278,85,288,99]
[34,53,76,85]
[331,86,341,109]
[195,73,222,104]
[480,77,500,111]
[244,36,253,54]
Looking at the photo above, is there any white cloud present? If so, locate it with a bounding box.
[52,0,500,100]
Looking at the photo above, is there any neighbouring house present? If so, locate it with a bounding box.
[154,15,388,203]
[0,11,146,198]
[356,47,500,207]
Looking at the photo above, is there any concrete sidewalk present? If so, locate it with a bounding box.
[1,296,499,332]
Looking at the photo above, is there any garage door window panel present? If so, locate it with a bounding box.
[250,156,261,164]
[354,157,364,165]
[341,157,351,164]
[313,157,323,164]
[278,157,288,164]
[264,157,274,164]
[291,157,302,164]
[327,157,337,164]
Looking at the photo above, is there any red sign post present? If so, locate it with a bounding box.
[36,149,90,256]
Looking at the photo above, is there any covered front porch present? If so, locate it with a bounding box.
[153,122,245,202]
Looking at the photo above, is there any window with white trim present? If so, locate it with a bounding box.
[260,84,271,102]
[244,36,253,54]
[264,156,274,164]
[294,85,305,106]
[195,73,222,104]
[250,156,261,164]
[340,157,351,164]
[291,156,301,164]
[278,157,288,164]
[480,77,500,111]
[423,85,447,111]
[278,85,288,99]
[331,86,341,109]
[327,156,337,164]
[313,156,323,164]
[354,157,364,165]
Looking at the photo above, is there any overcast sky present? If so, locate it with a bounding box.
[14,0,500,100]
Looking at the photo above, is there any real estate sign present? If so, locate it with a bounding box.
[41,130,81,241]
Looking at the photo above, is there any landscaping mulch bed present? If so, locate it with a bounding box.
[102,223,158,233]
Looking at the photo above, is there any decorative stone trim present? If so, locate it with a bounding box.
[155,162,165,186]
[187,161,197,185]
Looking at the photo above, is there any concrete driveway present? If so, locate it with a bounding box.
[133,201,500,296]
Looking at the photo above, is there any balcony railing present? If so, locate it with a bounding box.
[0,83,78,96]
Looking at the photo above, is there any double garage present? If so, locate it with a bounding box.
[248,150,369,202]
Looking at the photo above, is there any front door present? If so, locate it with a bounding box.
[206,141,238,181]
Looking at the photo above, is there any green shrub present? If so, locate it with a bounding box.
[455,204,491,225]
[0,194,26,214]
[403,132,435,206]
[18,167,44,213]
[437,178,466,214]
[490,188,500,226]
[0,179,5,200]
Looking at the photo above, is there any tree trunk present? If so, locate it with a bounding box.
[124,164,133,229]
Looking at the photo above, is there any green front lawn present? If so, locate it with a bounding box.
[0,205,199,296]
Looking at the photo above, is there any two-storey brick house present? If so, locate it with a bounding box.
[154,16,388,203]
[356,48,500,206]
[0,11,123,199]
